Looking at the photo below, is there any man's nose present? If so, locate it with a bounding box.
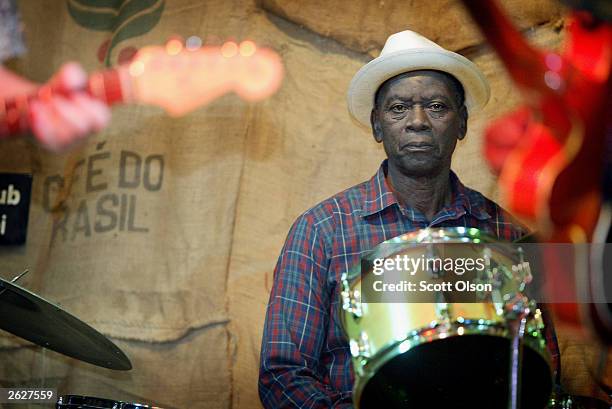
[405,106,431,132]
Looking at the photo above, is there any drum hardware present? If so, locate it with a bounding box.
[508,312,529,409]
[349,331,372,360]
[485,247,514,314]
[475,250,494,303]
[549,396,574,409]
[434,301,452,323]
[547,390,611,409]
[434,297,454,334]
[56,395,163,409]
[425,243,442,278]
[511,247,532,294]
[10,269,29,282]
[490,265,507,314]
[0,269,29,296]
[341,272,363,319]
[504,295,534,409]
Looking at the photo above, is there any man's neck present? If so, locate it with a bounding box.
[387,162,452,222]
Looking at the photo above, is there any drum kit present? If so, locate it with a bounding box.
[340,227,609,409]
[1,227,608,408]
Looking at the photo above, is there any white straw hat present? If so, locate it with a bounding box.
[347,30,490,129]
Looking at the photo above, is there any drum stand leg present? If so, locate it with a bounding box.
[506,299,531,409]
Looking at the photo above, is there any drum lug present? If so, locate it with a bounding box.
[484,247,512,313]
[511,246,532,292]
[532,307,545,329]
[434,301,452,323]
[341,272,363,318]
[483,247,499,288]
[503,295,535,320]
[426,244,442,278]
[349,331,371,359]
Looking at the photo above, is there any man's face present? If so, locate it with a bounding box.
[370,71,467,177]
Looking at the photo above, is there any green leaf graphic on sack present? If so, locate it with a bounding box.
[67,0,165,66]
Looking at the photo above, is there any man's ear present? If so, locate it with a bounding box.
[457,105,468,141]
[370,109,383,143]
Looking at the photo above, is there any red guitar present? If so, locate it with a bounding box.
[0,39,284,137]
[460,1,612,342]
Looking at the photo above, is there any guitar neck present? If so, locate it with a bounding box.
[85,66,133,106]
[1,42,284,138]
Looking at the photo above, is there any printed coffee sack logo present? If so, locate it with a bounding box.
[67,0,165,66]
[0,174,33,245]
[43,141,164,245]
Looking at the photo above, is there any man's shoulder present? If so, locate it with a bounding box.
[462,184,509,216]
[296,178,371,230]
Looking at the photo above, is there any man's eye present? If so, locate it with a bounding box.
[390,105,407,113]
[429,103,446,111]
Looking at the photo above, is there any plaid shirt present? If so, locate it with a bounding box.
[259,160,558,408]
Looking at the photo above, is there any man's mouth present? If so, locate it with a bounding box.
[401,142,435,152]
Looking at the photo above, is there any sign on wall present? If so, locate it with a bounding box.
[0,174,32,245]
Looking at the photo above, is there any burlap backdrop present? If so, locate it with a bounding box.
[0,1,608,408]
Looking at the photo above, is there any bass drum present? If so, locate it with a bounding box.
[56,395,163,409]
[340,227,553,409]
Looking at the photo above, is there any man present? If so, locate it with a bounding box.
[259,31,549,408]
[1,0,110,151]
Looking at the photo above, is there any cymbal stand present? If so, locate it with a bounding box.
[505,297,531,409]
[0,269,29,296]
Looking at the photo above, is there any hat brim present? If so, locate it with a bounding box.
[347,49,490,129]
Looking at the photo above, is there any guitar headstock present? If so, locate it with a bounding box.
[122,39,284,116]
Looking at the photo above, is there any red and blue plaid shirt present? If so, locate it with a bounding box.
[259,161,558,408]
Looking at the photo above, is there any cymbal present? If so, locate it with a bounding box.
[0,277,132,370]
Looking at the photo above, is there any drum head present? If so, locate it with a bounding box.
[358,335,552,409]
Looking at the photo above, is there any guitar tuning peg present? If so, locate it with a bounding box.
[239,40,256,57]
[129,61,145,77]
[166,38,184,56]
[186,35,202,51]
[221,41,239,58]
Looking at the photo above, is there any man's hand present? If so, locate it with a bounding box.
[30,63,111,151]
[0,63,111,152]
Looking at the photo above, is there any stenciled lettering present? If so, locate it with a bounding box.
[41,146,165,245]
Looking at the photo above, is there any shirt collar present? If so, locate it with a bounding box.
[361,160,491,221]
[361,160,398,217]
[450,171,491,221]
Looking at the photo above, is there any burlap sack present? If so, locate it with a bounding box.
[1,1,607,408]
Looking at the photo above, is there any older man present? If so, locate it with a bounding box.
[258,31,551,408]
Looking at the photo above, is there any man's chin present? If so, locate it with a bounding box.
[393,158,443,178]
